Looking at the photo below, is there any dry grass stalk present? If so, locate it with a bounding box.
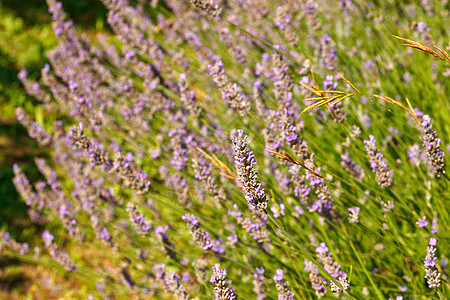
[337,73,361,95]
[392,35,450,64]
[373,95,421,126]
[266,149,326,180]
[301,71,357,115]
[196,147,236,180]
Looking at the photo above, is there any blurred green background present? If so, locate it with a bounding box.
[0,1,106,297]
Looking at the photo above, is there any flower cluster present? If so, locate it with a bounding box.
[273,269,295,300]
[210,264,236,300]
[424,238,441,289]
[192,156,226,203]
[15,107,51,145]
[42,230,77,273]
[315,243,346,279]
[340,152,365,181]
[304,260,327,297]
[190,0,222,18]
[348,206,360,223]
[182,214,224,254]
[228,204,271,250]
[364,135,394,188]
[422,115,446,177]
[320,34,338,71]
[252,267,266,300]
[154,225,176,259]
[153,264,190,300]
[0,232,29,255]
[330,275,350,294]
[12,164,44,223]
[179,73,201,117]
[126,202,152,236]
[231,129,268,211]
[208,59,251,115]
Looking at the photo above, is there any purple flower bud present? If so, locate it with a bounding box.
[416,216,428,228]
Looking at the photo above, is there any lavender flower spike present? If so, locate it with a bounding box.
[424,238,441,289]
[231,129,268,211]
[182,214,224,254]
[0,232,29,255]
[330,276,350,294]
[126,202,152,236]
[364,135,393,188]
[253,267,266,300]
[42,230,77,273]
[273,269,294,300]
[422,115,446,177]
[190,0,222,18]
[210,264,236,300]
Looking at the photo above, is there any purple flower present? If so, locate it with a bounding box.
[423,238,441,288]
[190,0,222,18]
[210,264,236,299]
[208,59,251,115]
[231,129,268,211]
[330,276,349,294]
[416,22,430,34]
[273,269,294,299]
[416,216,428,228]
[429,237,436,246]
[0,231,30,256]
[422,115,446,177]
[348,207,360,223]
[126,202,152,236]
[227,234,238,245]
[431,216,438,234]
[153,264,189,298]
[364,135,393,188]
[183,214,223,254]
[340,152,365,181]
[403,72,412,82]
[228,204,271,248]
[319,34,337,70]
[253,267,266,299]
[398,285,407,292]
[15,107,51,145]
[273,269,284,282]
[42,230,54,246]
[41,230,77,272]
[304,260,327,297]
[315,242,329,254]
[407,144,423,166]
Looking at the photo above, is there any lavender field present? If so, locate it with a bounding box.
[0,0,449,299]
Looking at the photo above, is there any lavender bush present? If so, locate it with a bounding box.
[1,0,449,299]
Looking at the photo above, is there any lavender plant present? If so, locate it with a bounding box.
[1,0,449,299]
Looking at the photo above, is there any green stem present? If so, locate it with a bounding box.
[348,241,385,300]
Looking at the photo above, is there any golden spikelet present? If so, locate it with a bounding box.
[266,149,326,180]
[433,44,450,63]
[196,147,237,180]
[300,71,358,115]
[392,35,450,64]
[337,73,361,94]
[373,95,421,126]
[299,82,321,96]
